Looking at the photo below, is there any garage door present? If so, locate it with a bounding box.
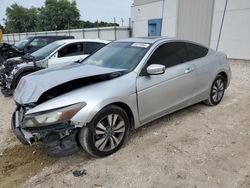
[177,0,214,46]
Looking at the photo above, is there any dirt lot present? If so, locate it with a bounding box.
[0,60,250,188]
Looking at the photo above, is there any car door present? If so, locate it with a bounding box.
[48,42,87,68]
[185,42,210,101]
[137,42,197,124]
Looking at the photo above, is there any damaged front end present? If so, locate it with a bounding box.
[0,42,24,65]
[0,58,25,96]
[12,102,86,157]
[12,64,127,156]
[0,64,14,96]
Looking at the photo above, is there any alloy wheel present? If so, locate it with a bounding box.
[211,78,225,103]
[94,114,126,152]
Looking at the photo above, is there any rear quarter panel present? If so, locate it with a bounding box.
[191,49,231,103]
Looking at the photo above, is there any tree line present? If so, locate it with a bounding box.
[1,0,119,33]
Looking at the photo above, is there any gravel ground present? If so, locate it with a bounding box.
[0,60,250,188]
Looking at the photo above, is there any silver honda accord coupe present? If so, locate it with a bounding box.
[12,37,231,157]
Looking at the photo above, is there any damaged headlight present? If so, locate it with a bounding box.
[23,102,86,128]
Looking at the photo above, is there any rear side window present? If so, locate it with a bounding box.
[147,42,189,68]
[29,38,49,47]
[83,42,106,55]
[186,43,208,61]
[58,43,83,57]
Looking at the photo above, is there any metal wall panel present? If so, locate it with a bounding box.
[177,0,214,46]
[3,27,131,43]
[133,0,162,6]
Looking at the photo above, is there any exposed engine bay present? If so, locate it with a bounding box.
[0,56,42,96]
[0,42,24,64]
[37,71,126,104]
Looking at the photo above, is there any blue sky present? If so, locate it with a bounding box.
[0,0,133,25]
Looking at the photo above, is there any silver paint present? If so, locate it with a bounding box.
[14,37,232,130]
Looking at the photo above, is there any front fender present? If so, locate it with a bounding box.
[11,66,41,87]
[71,94,139,128]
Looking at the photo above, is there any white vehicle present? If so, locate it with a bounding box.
[0,39,109,96]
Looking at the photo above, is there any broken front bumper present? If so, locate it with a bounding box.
[11,112,32,145]
[11,109,31,145]
[11,107,80,157]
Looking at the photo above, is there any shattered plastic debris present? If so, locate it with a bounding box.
[153,132,159,135]
[73,169,87,177]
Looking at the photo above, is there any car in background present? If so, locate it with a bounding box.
[0,35,74,64]
[0,39,109,96]
[11,37,231,157]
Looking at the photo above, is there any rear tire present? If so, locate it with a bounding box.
[78,105,130,157]
[204,75,225,106]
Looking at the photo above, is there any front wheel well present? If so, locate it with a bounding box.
[110,102,135,130]
[218,72,228,88]
[13,70,35,87]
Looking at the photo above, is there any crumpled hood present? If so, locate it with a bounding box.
[14,64,124,104]
[4,55,44,68]
[0,43,24,65]
[4,57,24,66]
[22,53,45,62]
[6,56,22,61]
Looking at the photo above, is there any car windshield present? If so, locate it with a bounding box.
[31,42,64,58]
[82,42,151,71]
[14,37,32,49]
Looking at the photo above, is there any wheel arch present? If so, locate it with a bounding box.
[110,102,135,130]
[12,67,39,87]
[217,71,228,88]
[72,99,138,130]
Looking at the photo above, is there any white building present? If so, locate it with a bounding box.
[131,0,250,60]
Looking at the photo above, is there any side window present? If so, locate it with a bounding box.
[147,42,188,68]
[29,38,49,47]
[58,43,83,57]
[186,43,208,61]
[83,42,106,55]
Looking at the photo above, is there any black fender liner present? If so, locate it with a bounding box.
[42,129,80,157]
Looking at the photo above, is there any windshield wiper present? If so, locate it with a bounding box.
[74,60,81,64]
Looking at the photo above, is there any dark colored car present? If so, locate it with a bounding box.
[0,35,74,64]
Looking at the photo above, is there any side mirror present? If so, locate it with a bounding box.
[26,44,33,50]
[146,64,166,75]
[50,52,58,59]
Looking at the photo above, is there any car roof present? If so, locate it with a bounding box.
[116,37,175,44]
[28,35,74,39]
[115,37,210,49]
[55,38,110,44]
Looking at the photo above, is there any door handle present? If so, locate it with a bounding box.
[184,67,194,74]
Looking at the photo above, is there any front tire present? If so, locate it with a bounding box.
[204,75,225,106]
[78,105,130,157]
